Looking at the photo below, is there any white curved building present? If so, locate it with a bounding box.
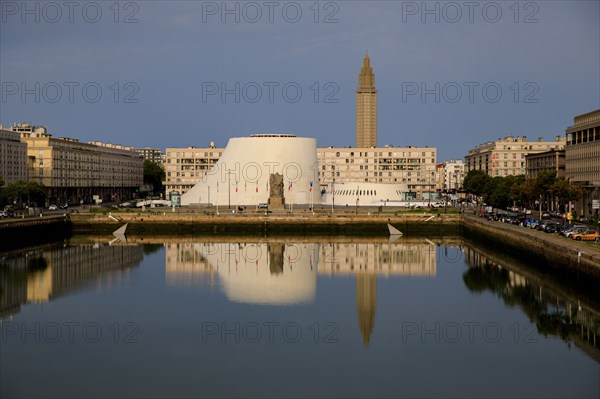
[321,182,409,206]
[181,135,320,206]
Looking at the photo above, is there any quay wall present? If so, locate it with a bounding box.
[463,215,599,278]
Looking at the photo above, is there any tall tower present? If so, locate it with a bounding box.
[356,51,377,148]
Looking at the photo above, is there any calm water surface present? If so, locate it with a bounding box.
[1,236,598,398]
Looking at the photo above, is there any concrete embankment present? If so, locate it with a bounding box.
[68,211,462,236]
[0,215,72,251]
[463,215,600,278]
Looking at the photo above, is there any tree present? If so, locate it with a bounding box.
[463,170,491,197]
[143,160,165,194]
[551,178,583,210]
[3,181,46,207]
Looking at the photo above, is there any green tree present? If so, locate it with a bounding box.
[3,181,47,207]
[143,160,165,194]
[463,170,491,197]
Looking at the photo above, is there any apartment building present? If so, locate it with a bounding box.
[0,126,28,185]
[13,123,143,205]
[317,146,437,200]
[465,135,566,177]
[525,149,565,179]
[163,145,223,195]
[442,160,465,192]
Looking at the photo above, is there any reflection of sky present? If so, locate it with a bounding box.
[1,243,598,398]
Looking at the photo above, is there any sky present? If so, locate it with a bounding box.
[1,0,599,161]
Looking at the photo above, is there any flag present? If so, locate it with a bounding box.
[288,181,292,191]
[255,182,258,193]
[266,180,269,192]
[309,181,313,192]
[235,181,238,192]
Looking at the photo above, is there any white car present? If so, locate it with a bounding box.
[48,205,58,210]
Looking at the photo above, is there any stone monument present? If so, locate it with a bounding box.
[268,173,285,209]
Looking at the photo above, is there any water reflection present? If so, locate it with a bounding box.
[0,243,144,320]
[463,243,600,362]
[166,239,440,346]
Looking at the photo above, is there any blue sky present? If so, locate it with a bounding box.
[1,1,598,160]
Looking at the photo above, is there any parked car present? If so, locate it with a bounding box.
[526,219,539,229]
[257,203,268,209]
[571,230,600,242]
[543,221,561,233]
[563,226,589,238]
[512,216,526,226]
[0,211,8,218]
[48,205,58,210]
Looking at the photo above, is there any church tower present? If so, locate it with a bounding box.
[356,51,377,148]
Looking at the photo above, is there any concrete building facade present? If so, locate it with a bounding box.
[356,52,377,148]
[13,123,143,205]
[442,160,465,192]
[130,147,165,166]
[318,146,437,201]
[465,135,566,177]
[565,109,600,217]
[0,127,28,185]
[163,145,223,196]
[525,149,565,179]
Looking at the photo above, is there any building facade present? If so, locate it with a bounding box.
[565,109,600,217]
[318,146,437,200]
[442,160,465,191]
[13,123,143,205]
[0,126,28,185]
[163,145,223,195]
[130,147,165,166]
[465,135,566,177]
[525,149,565,179]
[356,52,377,148]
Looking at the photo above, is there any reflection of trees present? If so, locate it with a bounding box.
[463,259,600,361]
[143,244,163,256]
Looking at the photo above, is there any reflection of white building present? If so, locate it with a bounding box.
[318,241,436,276]
[165,243,318,305]
[321,182,409,206]
[181,135,320,206]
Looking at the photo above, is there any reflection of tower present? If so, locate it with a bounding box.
[268,243,285,275]
[356,51,377,148]
[356,274,377,347]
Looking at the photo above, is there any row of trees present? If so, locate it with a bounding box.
[0,180,47,208]
[463,170,583,211]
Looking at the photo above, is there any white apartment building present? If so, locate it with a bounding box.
[465,135,566,177]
